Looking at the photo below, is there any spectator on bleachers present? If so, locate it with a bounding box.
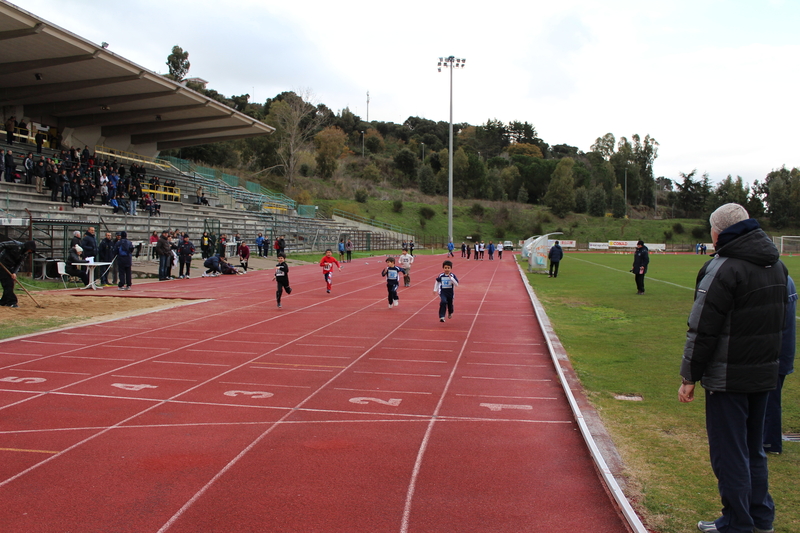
[35,130,45,154]
[199,193,209,206]
[34,159,46,193]
[18,120,28,140]
[196,185,203,204]
[59,169,69,202]
[128,186,138,216]
[4,149,16,182]
[24,153,34,185]
[5,116,16,144]
[100,182,109,205]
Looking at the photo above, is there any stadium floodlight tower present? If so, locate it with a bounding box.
[438,55,465,245]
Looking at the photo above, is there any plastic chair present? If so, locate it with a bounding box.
[56,261,80,289]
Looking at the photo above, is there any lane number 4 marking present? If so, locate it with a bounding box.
[111,383,158,391]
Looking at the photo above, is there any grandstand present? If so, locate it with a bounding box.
[0,1,413,266]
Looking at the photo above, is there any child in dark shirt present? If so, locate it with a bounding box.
[433,260,460,322]
[274,253,292,308]
[381,257,404,308]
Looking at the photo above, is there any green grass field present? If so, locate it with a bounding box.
[522,252,800,533]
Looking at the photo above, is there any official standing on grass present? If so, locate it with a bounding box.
[548,240,563,278]
[632,240,649,294]
[679,203,786,533]
[763,275,797,455]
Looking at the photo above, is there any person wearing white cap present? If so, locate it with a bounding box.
[679,203,787,533]
[66,244,89,286]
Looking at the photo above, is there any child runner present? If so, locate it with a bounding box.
[274,253,291,308]
[381,257,404,308]
[397,249,414,287]
[319,248,342,293]
[433,259,459,322]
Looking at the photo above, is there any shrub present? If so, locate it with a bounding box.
[355,189,368,203]
[419,206,435,220]
[672,222,685,234]
[470,203,485,218]
[494,227,506,239]
[392,200,403,213]
[419,218,426,229]
[691,226,706,239]
[299,163,312,177]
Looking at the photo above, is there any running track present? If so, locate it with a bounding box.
[0,253,639,532]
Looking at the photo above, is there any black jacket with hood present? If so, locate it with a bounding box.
[680,219,787,393]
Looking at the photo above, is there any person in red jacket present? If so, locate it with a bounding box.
[319,248,341,293]
[238,242,250,272]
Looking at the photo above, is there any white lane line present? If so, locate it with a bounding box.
[381,347,453,353]
[153,361,231,367]
[466,362,547,367]
[469,350,541,355]
[20,340,85,345]
[219,382,312,388]
[61,356,136,361]
[295,343,366,349]
[249,366,335,373]
[461,376,551,382]
[353,371,442,378]
[334,387,432,395]
[391,338,459,343]
[0,352,46,357]
[369,358,448,364]
[111,375,198,382]
[456,394,558,400]
[273,353,351,360]
[186,349,259,355]
[14,369,92,376]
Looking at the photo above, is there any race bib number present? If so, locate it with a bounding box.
[440,277,452,289]
[387,270,398,280]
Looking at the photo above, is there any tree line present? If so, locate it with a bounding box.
[161,46,797,228]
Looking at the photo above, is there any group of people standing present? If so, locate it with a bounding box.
[460,241,502,260]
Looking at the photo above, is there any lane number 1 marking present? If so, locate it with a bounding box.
[480,403,533,412]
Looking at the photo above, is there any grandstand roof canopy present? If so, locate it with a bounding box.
[0,0,274,153]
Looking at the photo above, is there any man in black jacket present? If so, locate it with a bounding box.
[679,203,786,533]
[547,240,563,278]
[632,240,649,294]
[0,240,36,307]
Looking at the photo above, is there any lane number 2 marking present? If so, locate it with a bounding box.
[349,397,402,406]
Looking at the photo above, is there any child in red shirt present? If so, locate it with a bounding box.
[319,248,342,293]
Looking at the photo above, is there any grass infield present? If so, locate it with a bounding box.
[521,252,800,533]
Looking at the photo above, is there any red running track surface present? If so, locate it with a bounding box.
[0,253,635,532]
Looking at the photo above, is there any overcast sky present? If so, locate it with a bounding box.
[14,0,800,185]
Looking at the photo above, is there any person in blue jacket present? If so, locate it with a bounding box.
[763,275,797,455]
